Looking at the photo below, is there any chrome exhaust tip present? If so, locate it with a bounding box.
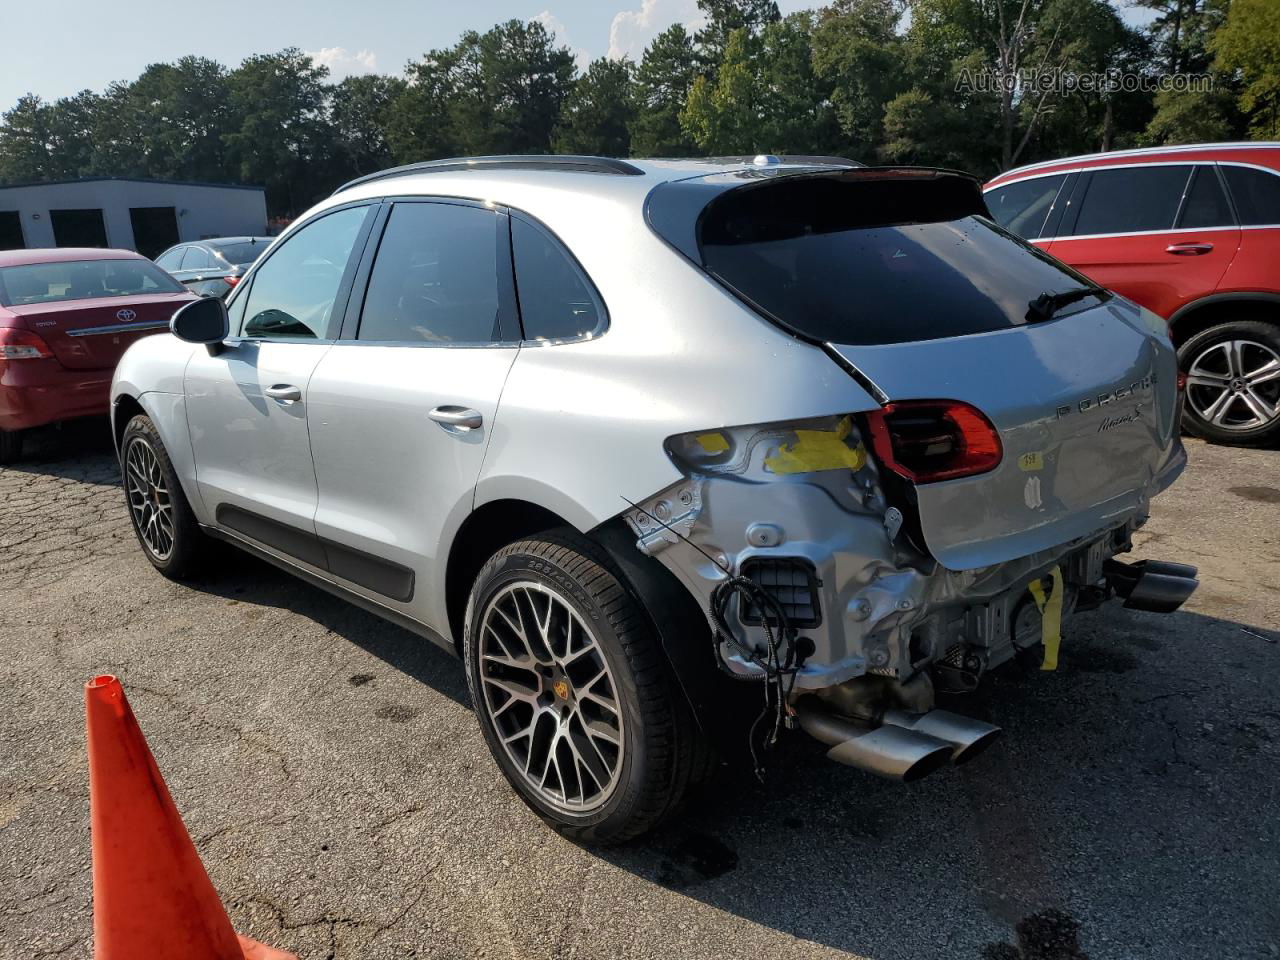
[883,708,1002,766]
[796,703,954,782]
[1104,558,1199,614]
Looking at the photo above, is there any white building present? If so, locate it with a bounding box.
[0,177,268,259]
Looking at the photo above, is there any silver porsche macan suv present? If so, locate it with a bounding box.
[111,154,1197,842]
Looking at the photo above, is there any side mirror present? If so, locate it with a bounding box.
[171,297,229,356]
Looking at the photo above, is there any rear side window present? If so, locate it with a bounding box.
[0,258,183,306]
[182,248,214,270]
[985,174,1067,239]
[512,217,604,341]
[698,174,1104,346]
[1176,167,1234,228]
[1071,165,1191,236]
[1222,166,1280,225]
[358,202,501,344]
[241,205,369,339]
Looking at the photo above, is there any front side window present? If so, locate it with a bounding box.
[1071,165,1191,236]
[241,206,369,340]
[985,174,1067,240]
[0,258,184,307]
[512,217,604,341]
[357,202,500,343]
[1222,165,1280,225]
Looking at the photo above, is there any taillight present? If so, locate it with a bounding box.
[0,328,54,360]
[223,275,241,288]
[864,400,1003,483]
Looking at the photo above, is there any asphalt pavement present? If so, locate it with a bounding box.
[2,422,1277,960]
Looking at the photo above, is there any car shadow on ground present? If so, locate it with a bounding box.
[586,607,1278,959]
[7,419,121,486]
[185,550,472,710]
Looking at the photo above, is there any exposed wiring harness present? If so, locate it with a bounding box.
[708,576,804,780]
[621,494,807,780]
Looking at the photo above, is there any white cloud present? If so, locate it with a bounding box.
[305,47,379,80]
[608,0,706,61]
[533,11,593,72]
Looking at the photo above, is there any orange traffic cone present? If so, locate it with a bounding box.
[85,674,297,960]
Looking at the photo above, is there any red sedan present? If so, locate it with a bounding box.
[0,248,195,462]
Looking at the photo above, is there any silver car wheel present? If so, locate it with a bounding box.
[478,581,625,814]
[125,437,174,561]
[1185,338,1280,432]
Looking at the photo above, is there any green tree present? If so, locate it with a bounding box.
[682,15,840,156]
[330,74,407,176]
[630,24,700,155]
[0,95,55,183]
[811,0,906,161]
[554,58,635,155]
[694,0,782,67]
[385,46,467,164]
[1135,0,1225,74]
[1212,0,1280,138]
[225,49,332,214]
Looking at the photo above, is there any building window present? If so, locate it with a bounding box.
[0,211,23,251]
[50,208,108,248]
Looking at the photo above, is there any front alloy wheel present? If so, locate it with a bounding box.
[125,436,175,561]
[1179,320,1280,447]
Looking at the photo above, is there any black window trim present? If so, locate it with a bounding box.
[1173,164,1238,230]
[227,198,379,344]
[507,209,610,345]
[339,195,521,348]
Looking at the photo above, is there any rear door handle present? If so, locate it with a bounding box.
[264,384,302,403]
[1165,242,1214,256]
[429,405,483,431]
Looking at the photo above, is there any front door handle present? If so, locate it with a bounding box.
[264,384,302,403]
[1166,242,1214,256]
[429,405,483,431]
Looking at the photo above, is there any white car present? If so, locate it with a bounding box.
[111,154,1195,842]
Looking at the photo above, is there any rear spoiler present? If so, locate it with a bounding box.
[646,166,987,263]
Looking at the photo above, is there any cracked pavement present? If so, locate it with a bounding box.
[2,422,1278,960]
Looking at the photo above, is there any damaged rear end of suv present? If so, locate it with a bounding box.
[627,162,1195,787]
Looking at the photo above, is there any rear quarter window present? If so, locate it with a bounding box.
[1222,165,1280,225]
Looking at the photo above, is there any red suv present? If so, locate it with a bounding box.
[986,142,1280,446]
[0,248,195,462]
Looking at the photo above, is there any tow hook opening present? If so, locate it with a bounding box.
[1103,558,1199,613]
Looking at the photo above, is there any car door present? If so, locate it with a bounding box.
[306,199,520,632]
[1045,164,1240,319]
[185,203,376,563]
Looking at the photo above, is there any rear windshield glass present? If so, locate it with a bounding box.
[698,174,1105,345]
[213,241,269,266]
[0,258,184,307]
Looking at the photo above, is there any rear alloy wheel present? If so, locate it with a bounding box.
[464,531,705,843]
[121,414,208,579]
[0,429,22,465]
[1179,320,1280,447]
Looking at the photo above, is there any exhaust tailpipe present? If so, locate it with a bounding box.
[1104,558,1199,614]
[796,702,953,782]
[883,709,1002,766]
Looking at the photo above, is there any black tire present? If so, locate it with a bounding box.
[120,414,208,579]
[1178,319,1280,447]
[463,530,705,844]
[0,429,22,465]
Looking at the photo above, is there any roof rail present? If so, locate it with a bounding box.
[334,155,646,195]
[703,154,863,167]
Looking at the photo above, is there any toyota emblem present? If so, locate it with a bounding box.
[116,309,137,322]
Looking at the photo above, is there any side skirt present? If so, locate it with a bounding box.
[201,524,456,656]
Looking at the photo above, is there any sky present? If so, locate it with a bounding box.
[3,0,1153,115]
